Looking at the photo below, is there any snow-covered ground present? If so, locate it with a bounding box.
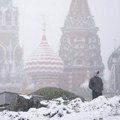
[0,96,120,120]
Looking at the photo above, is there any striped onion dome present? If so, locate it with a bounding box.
[25,34,64,76]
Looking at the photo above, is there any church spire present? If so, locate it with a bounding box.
[41,14,47,45]
[64,0,95,30]
[42,14,46,35]
[68,0,91,17]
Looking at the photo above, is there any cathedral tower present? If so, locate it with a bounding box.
[0,0,23,84]
[108,46,120,93]
[59,0,104,93]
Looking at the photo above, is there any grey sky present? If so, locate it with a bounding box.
[13,0,120,80]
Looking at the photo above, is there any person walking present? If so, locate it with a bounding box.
[89,71,103,99]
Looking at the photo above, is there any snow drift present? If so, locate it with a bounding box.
[0,96,120,120]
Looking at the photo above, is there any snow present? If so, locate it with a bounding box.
[19,94,32,99]
[0,96,120,120]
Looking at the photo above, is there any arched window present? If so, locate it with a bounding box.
[0,11,2,25]
[76,59,82,65]
[5,9,12,25]
[0,44,5,63]
[14,45,23,65]
[13,11,18,25]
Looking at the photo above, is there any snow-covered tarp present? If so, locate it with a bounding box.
[20,95,32,100]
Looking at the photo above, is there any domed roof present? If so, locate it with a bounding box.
[25,35,64,75]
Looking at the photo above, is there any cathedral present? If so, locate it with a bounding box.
[59,0,104,93]
[0,0,24,92]
[0,0,105,95]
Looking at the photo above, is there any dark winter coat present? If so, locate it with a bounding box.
[89,76,103,93]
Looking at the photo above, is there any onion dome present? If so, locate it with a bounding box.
[25,34,64,77]
[108,46,120,70]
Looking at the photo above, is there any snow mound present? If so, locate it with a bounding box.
[0,96,120,120]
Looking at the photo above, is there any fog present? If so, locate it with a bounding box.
[13,0,120,79]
